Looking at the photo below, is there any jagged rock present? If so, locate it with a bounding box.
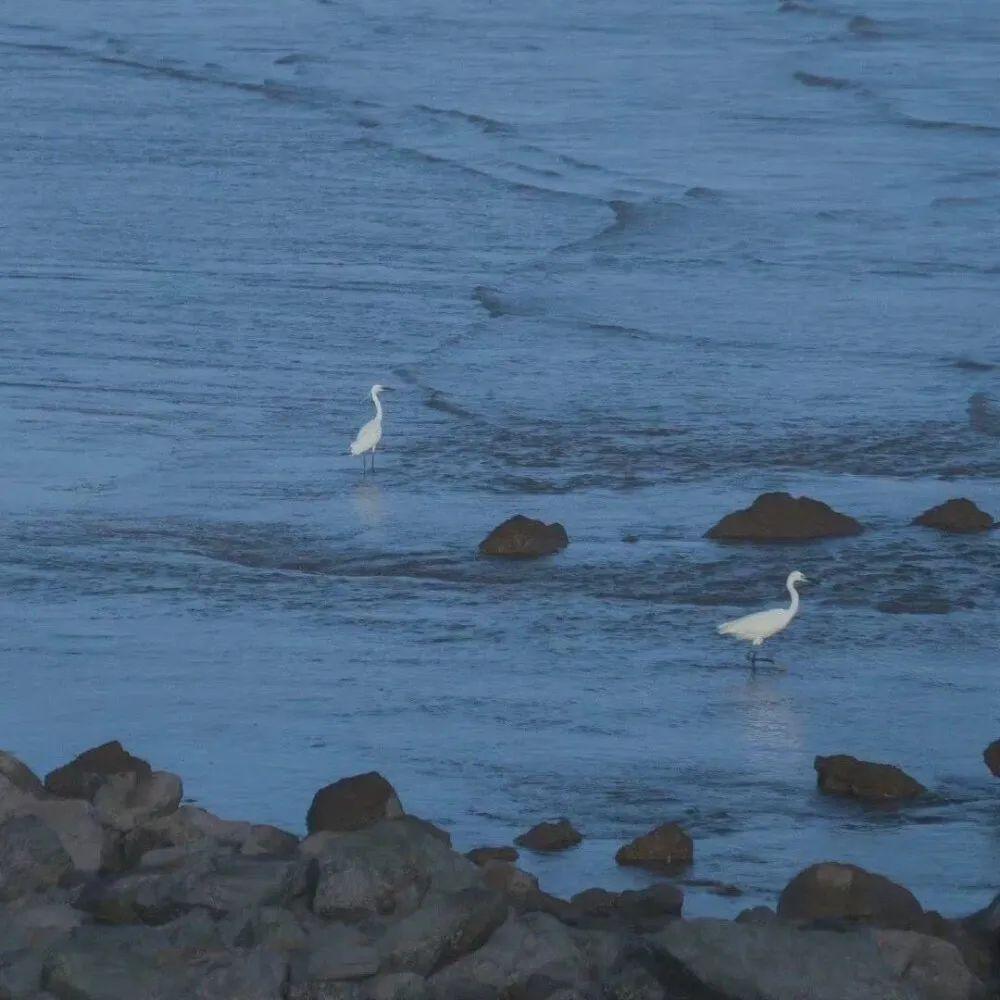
[77,851,310,925]
[92,771,183,833]
[0,797,116,874]
[0,752,45,798]
[567,884,683,931]
[479,861,542,904]
[375,887,508,975]
[310,817,479,921]
[0,816,73,902]
[293,924,379,984]
[478,515,569,558]
[913,498,994,534]
[814,754,926,801]
[243,824,301,858]
[982,740,1000,778]
[615,822,693,871]
[306,773,403,835]
[706,492,863,541]
[736,906,777,926]
[465,846,518,866]
[426,912,590,998]
[228,904,311,952]
[777,862,924,930]
[44,742,152,801]
[649,918,981,1000]
[514,819,582,853]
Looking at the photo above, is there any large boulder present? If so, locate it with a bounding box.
[649,918,981,1000]
[814,754,926,801]
[777,862,924,930]
[706,492,863,541]
[122,805,297,866]
[614,822,693,871]
[426,912,591,999]
[306,773,403,835]
[375,886,508,976]
[983,740,1000,778]
[478,515,569,558]
[45,742,152,801]
[0,815,73,901]
[513,819,582,853]
[310,817,480,921]
[77,851,311,925]
[41,922,288,1000]
[0,795,117,874]
[913,499,994,534]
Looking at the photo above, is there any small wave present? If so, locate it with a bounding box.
[793,70,855,91]
[951,358,996,372]
[273,52,328,66]
[903,116,1000,138]
[414,103,513,135]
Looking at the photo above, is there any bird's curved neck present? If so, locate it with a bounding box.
[371,390,383,421]
[786,578,800,615]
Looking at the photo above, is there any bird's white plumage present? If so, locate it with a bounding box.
[717,570,807,650]
[349,384,390,468]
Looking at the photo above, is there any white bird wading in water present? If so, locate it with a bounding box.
[349,384,392,474]
[717,570,808,667]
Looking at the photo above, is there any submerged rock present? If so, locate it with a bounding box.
[465,846,518,866]
[306,772,403,835]
[706,492,863,541]
[912,498,994,534]
[514,819,582,853]
[814,754,926,801]
[777,862,924,930]
[983,740,1000,778]
[478,515,569,558]
[615,822,693,871]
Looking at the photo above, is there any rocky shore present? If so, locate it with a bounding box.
[0,742,996,999]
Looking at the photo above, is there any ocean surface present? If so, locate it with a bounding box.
[2,0,998,917]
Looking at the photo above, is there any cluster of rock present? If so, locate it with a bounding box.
[1,742,997,999]
[479,495,995,559]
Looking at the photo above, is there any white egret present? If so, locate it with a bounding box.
[717,570,808,666]
[349,384,393,473]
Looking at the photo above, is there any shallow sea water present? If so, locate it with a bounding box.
[1,0,998,915]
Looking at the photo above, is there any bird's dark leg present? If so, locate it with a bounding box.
[361,454,367,476]
[371,448,375,472]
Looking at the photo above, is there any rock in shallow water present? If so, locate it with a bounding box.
[307,772,404,835]
[777,861,924,930]
[814,754,926,801]
[913,498,995,534]
[614,822,693,871]
[982,740,1000,778]
[478,515,569,558]
[705,492,863,541]
[513,819,582,853]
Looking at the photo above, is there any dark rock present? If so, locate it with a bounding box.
[92,770,184,833]
[293,923,379,984]
[778,862,924,929]
[0,752,45,798]
[228,904,310,952]
[375,886,508,976]
[478,515,569,558]
[514,819,582,853]
[44,742,152,801]
[913,498,994,534]
[917,909,995,985]
[814,754,926,801]
[41,923,288,1000]
[77,851,310,925]
[466,846,518,866]
[0,816,73,902]
[306,773,403,835]
[614,822,693,871]
[705,491,863,541]
[736,906,778,926]
[982,740,1000,778]
[5,798,116,874]
[427,912,590,999]
[567,884,683,931]
[243,824,301,858]
[310,817,479,921]
[649,918,981,1000]
[478,861,550,912]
